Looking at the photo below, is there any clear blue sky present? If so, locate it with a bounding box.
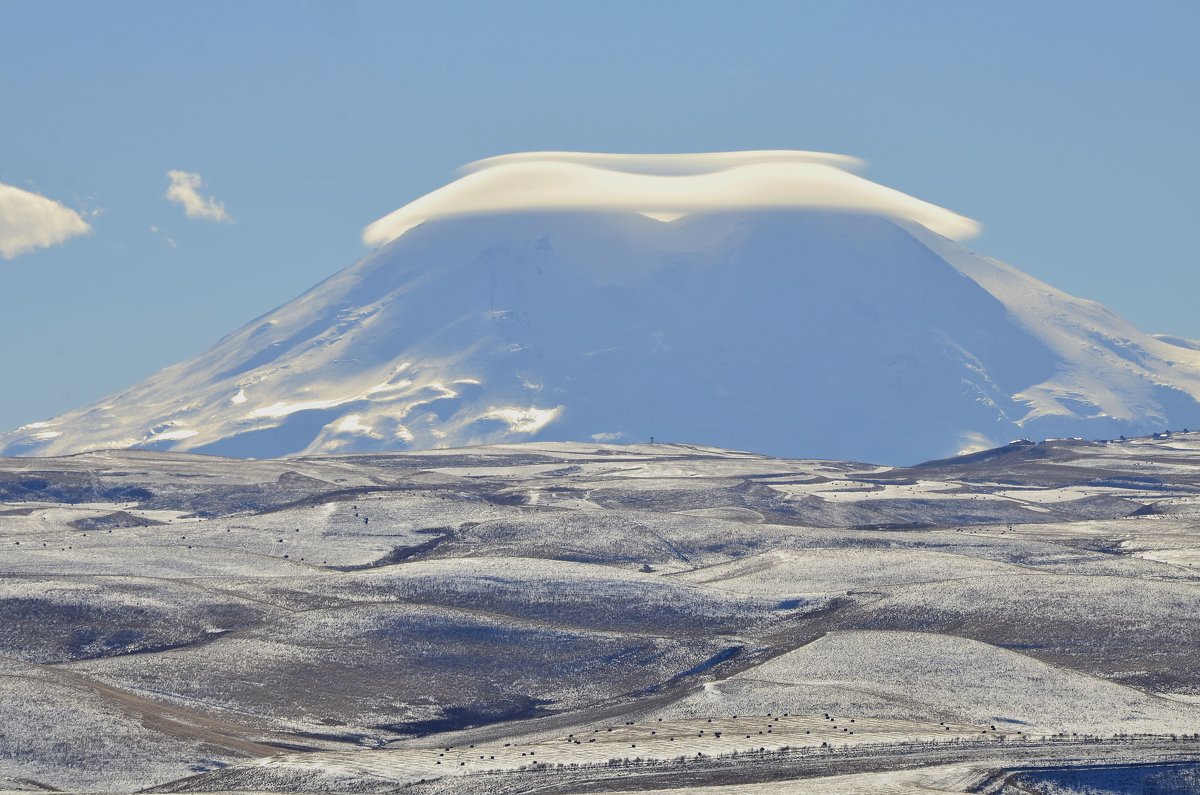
[1,1,1197,432]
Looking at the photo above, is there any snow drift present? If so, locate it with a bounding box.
[5,151,1199,463]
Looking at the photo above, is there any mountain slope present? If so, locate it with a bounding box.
[5,156,1200,463]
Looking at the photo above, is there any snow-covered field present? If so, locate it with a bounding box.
[1,434,1199,793]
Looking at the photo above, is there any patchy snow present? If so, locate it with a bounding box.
[249,398,348,419]
[3,436,1200,791]
[148,428,198,441]
[599,762,996,794]
[657,631,1200,735]
[481,405,563,434]
[250,713,1001,788]
[334,414,377,436]
[676,548,1027,596]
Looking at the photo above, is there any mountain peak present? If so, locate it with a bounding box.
[5,155,1198,463]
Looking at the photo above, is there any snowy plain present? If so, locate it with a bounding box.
[1,434,1199,792]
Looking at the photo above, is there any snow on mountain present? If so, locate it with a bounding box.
[4,152,1199,463]
[1154,333,1200,352]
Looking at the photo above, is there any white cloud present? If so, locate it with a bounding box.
[148,225,177,249]
[363,151,981,247]
[165,170,231,222]
[0,182,92,259]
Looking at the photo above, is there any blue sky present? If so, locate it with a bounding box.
[1,1,1197,432]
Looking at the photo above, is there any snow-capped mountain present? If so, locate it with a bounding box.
[5,152,1199,463]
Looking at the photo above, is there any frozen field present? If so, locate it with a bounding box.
[1,434,1199,793]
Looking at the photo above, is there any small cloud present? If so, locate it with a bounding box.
[72,193,103,221]
[0,181,92,259]
[165,170,231,222]
[148,225,178,249]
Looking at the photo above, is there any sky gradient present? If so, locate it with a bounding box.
[1,1,1197,432]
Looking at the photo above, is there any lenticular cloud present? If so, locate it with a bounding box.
[362,150,981,247]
